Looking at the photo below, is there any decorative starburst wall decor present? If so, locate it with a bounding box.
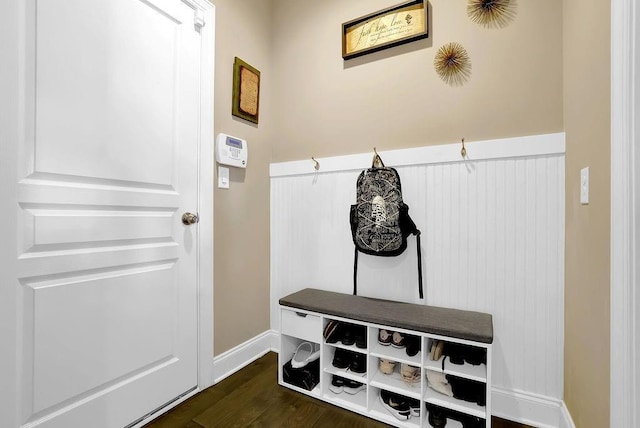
[467,0,516,28]
[434,42,471,86]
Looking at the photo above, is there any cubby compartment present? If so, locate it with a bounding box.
[279,334,321,396]
[424,338,488,383]
[424,373,486,419]
[425,403,486,428]
[369,386,421,428]
[323,344,368,380]
[369,354,421,400]
[323,372,367,410]
[370,327,422,367]
[323,318,368,350]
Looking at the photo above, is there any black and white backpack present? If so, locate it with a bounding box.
[349,154,423,298]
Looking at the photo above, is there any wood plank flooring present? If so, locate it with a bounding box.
[143,352,533,428]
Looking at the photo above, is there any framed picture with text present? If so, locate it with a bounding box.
[232,57,260,124]
[342,0,429,60]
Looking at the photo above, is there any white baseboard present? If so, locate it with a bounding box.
[212,330,278,384]
[492,386,575,428]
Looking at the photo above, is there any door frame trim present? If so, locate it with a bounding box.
[0,0,21,426]
[610,0,638,426]
[193,0,216,391]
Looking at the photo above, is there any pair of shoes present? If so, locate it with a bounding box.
[446,343,487,366]
[379,389,411,420]
[378,329,405,348]
[436,406,484,428]
[325,321,367,349]
[329,375,366,395]
[332,348,366,374]
[291,342,320,369]
[429,340,445,361]
[447,375,486,406]
[400,363,420,387]
[378,358,397,375]
[405,334,421,357]
[282,358,320,391]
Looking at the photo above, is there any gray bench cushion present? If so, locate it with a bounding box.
[279,288,493,344]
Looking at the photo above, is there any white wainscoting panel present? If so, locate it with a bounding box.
[270,135,565,421]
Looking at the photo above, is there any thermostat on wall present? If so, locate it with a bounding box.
[216,133,248,168]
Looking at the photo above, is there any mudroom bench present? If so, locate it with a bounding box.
[278,288,494,428]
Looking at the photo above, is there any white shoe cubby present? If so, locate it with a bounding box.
[278,303,492,428]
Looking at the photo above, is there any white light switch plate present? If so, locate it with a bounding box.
[218,166,229,189]
[580,167,589,204]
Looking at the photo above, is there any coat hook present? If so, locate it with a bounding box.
[372,147,384,167]
[461,138,467,158]
[311,157,320,171]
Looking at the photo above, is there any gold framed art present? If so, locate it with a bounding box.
[342,0,429,60]
[232,57,260,124]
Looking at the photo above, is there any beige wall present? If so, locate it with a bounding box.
[271,0,563,162]
[211,0,273,355]
[210,5,614,425]
[562,0,611,427]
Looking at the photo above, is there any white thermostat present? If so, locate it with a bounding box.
[216,133,248,168]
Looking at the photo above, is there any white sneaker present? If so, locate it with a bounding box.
[291,342,320,369]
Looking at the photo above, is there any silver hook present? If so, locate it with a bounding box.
[461,138,467,158]
[311,157,320,171]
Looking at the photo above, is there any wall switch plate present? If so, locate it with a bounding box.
[580,167,589,204]
[218,166,229,189]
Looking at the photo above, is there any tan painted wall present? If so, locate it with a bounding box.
[209,0,565,353]
[562,0,611,427]
[211,0,273,355]
[270,0,563,162]
[210,10,613,428]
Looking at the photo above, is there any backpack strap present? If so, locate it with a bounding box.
[416,231,423,299]
[353,247,359,295]
[354,235,424,299]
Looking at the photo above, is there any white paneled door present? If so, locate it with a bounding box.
[4,0,206,426]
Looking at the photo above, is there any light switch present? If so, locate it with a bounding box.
[580,167,589,205]
[218,166,229,189]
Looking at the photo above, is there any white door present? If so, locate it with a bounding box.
[4,0,204,426]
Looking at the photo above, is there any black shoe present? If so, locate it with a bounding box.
[407,397,420,417]
[332,348,351,369]
[343,379,366,395]
[340,324,355,346]
[349,352,367,374]
[354,325,367,349]
[426,404,447,428]
[464,346,486,366]
[379,390,411,420]
[329,375,345,394]
[447,343,465,365]
[324,320,342,344]
[405,334,420,357]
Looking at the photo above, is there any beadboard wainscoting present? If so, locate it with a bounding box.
[270,133,567,427]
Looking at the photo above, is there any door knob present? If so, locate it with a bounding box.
[182,212,199,225]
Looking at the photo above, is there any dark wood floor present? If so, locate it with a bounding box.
[143,352,532,428]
